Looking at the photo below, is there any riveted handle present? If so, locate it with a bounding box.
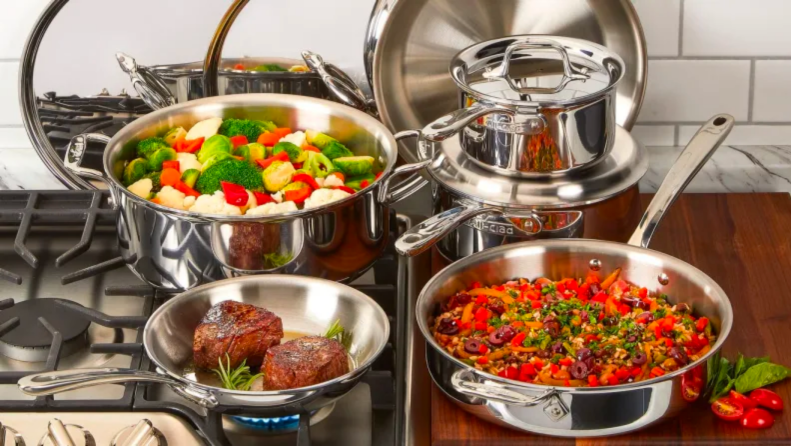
[302,51,378,118]
[451,369,560,407]
[115,52,176,110]
[377,130,431,205]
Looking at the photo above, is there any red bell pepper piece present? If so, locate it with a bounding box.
[637,287,648,298]
[474,321,487,331]
[303,145,320,153]
[255,151,290,169]
[233,63,245,70]
[607,375,620,386]
[172,139,185,151]
[558,357,574,367]
[284,187,312,204]
[334,185,356,194]
[531,300,542,309]
[510,332,526,347]
[505,366,519,380]
[257,132,281,147]
[229,135,248,148]
[520,363,536,377]
[291,173,320,190]
[375,171,383,180]
[475,295,488,305]
[695,317,709,332]
[360,180,370,189]
[533,359,544,369]
[174,180,200,198]
[273,128,292,138]
[588,375,599,386]
[474,307,489,322]
[550,364,559,374]
[476,357,488,365]
[162,160,180,171]
[220,181,249,206]
[253,192,274,205]
[477,343,488,354]
[180,137,204,153]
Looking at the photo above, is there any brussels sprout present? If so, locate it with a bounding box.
[147,147,177,171]
[320,141,354,160]
[136,137,170,159]
[251,64,288,72]
[142,171,162,192]
[271,141,307,163]
[262,161,296,192]
[234,142,266,163]
[306,152,335,178]
[332,156,375,176]
[180,169,200,188]
[200,152,234,172]
[345,173,376,191]
[280,181,310,192]
[196,134,233,164]
[305,129,337,149]
[122,158,150,186]
[162,127,187,146]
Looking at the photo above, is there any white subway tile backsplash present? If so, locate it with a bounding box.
[0,62,21,126]
[678,125,791,145]
[682,0,791,56]
[753,60,791,122]
[639,60,750,122]
[631,125,676,146]
[632,0,680,57]
[0,0,51,59]
[0,127,31,149]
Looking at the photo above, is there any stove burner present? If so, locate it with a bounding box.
[0,299,90,362]
[223,403,335,435]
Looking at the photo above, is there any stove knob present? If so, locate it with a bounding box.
[37,419,94,446]
[111,420,165,446]
[0,422,26,446]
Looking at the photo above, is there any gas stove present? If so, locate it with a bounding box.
[0,190,425,446]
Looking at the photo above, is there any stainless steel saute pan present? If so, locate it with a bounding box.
[416,115,735,436]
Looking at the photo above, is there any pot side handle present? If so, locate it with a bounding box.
[302,51,379,118]
[395,203,494,257]
[422,103,514,143]
[627,114,734,248]
[115,52,176,111]
[64,133,120,210]
[451,368,560,407]
[18,368,218,409]
[378,130,431,205]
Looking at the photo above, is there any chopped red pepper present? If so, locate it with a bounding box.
[475,295,488,305]
[564,379,571,387]
[220,182,249,206]
[597,312,605,321]
[607,375,620,386]
[291,172,320,190]
[556,283,566,293]
[520,363,536,377]
[531,300,542,309]
[638,287,648,298]
[474,307,489,322]
[650,367,665,377]
[558,357,574,367]
[284,187,312,204]
[255,151,290,169]
[333,185,356,194]
[179,137,204,154]
[360,179,370,189]
[292,162,303,169]
[173,180,200,197]
[229,135,248,148]
[592,291,608,303]
[550,364,559,374]
[497,370,507,378]
[476,356,488,365]
[533,359,544,369]
[172,139,184,152]
[615,368,630,380]
[257,132,281,146]
[662,317,675,332]
[618,304,631,316]
[695,317,709,332]
[162,160,180,171]
[478,344,488,354]
[273,128,292,138]
[631,367,642,377]
[588,374,599,386]
[505,366,519,380]
[375,172,383,180]
[474,321,487,331]
[654,324,663,339]
[664,338,674,348]
[253,192,274,205]
[584,334,599,344]
[510,332,526,347]
[303,145,320,153]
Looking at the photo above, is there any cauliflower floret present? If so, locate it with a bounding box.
[245,200,299,216]
[176,153,202,173]
[304,188,351,209]
[314,177,325,187]
[185,117,223,141]
[323,174,345,188]
[127,178,153,198]
[187,191,242,216]
[183,195,196,209]
[271,191,283,203]
[156,186,188,210]
[278,131,306,148]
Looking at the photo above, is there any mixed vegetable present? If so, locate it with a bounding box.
[230,63,309,72]
[430,268,716,387]
[122,117,382,216]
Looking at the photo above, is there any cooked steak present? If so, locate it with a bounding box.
[193,300,283,369]
[262,336,349,390]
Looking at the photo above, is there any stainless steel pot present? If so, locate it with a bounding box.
[62,94,426,290]
[18,276,389,433]
[415,115,735,436]
[422,36,625,178]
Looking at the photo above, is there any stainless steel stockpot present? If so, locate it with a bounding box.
[415,115,735,436]
[63,94,426,291]
[422,36,625,178]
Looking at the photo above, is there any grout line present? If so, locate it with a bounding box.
[678,0,685,56]
[648,56,791,61]
[747,60,756,122]
[635,121,790,126]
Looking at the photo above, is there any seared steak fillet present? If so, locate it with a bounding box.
[262,336,349,390]
[193,300,283,369]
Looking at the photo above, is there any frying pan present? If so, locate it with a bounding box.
[415,115,736,436]
[18,276,390,419]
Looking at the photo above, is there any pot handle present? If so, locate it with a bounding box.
[627,114,734,248]
[395,202,496,257]
[18,368,219,409]
[64,133,120,210]
[450,368,560,407]
[422,103,515,143]
[378,130,431,205]
[302,51,379,118]
[115,52,176,111]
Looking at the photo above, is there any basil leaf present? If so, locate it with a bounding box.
[706,351,721,394]
[708,357,733,403]
[741,356,770,374]
[733,353,745,378]
[734,363,791,394]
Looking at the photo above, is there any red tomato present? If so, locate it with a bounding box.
[740,408,774,429]
[681,369,703,402]
[711,398,744,422]
[728,390,758,409]
[749,389,784,411]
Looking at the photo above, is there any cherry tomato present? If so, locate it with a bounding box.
[728,390,758,409]
[749,389,784,411]
[740,408,774,429]
[711,397,744,422]
[681,377,701,402]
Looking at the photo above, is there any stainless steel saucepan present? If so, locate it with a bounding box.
[19,276,389,417]
[416,115,735,436]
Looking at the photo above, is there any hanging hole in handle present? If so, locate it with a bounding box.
[713,117,727,126]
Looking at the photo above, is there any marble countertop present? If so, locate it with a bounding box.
[0,145,788,194]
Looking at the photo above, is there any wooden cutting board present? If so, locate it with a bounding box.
[430,193,791,445]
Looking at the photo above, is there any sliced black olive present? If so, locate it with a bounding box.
[576,347,593,361]
[488,331,504,346]
[537,349,552,358]
[551,342,564,353]
[488,326,516,346]
[570,360,589,379]
[669,346,688,365]
[437,317,459,335]
[583,356,595,369]
[631,352,648,365]
[627,335,637,343]
[637,311,654,322]
[622,296,640,307]
[456,293,472,305]
[487,303,506,315]
[543,321,561,337]
[594,349,606,358]
[675,303,691,313]
[464,339,483,354]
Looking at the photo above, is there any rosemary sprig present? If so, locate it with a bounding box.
[263,251,293,268]
[323,319,353,351]
[211,353,263,391]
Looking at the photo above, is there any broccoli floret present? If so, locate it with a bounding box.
[181,169,200,188]
[201,152,234,172]
[345,172,376,191]
[234,142,266,163]
[195,158,264,195]
[136,137,170,159]
[162,127,187,146]
[122,158,150,186]
[218,119,277,142]
[271,141,306,163]
[147,147,177,171]
[305,130,337,149]
[196,134,233,164]
[306,152,335,178]
[333,156,375,176]
[142,171,162,192]
[262,161,295,192]
[321,140,354,160]
[251,64,287,72]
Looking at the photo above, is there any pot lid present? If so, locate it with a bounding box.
[420,125,647,209]
[451,36,625,108]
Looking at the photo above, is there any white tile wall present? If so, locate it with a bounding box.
[753,60,791,122]
[631,125,676,146]
[0,61,21,126]
[678,125,791,145]
[632,0,681,57]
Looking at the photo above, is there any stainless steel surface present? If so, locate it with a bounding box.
[0,422,25,446]
[111,420,164,446]
[115,53,176,111]
[38,419,94,446]
[424,36,624,177]
[61,94,420,290]
[394,125,646,259]
[202,0,249,98]
[0,414,199,446]
[20,275,390,415]
[365,0,648,166]
[302,51,379,118]
[414,116,735,436]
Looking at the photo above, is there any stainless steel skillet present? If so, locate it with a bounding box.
[415,115,735,436]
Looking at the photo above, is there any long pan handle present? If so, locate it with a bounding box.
[627,114,734,248]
